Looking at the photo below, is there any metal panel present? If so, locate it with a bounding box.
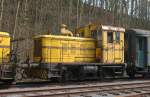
[33,35,96,63]
[130,29,150,36]
[148,37,150,66]
[136,37,147,68]
[0,32,10,64]
[124,30,136,65]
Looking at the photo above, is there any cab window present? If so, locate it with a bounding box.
[91,30,97,38]
[97,31,102,48]
[34,39,42,57]
[107,32,113,43]
[115,32,120,42]
[79,32,84,37]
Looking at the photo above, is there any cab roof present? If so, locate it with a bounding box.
[101,25,125,32]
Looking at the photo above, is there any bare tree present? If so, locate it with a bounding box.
[0,0,4,30]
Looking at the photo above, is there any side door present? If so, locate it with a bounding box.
[102,31,114,63]
[148,37,150,67]
[136,37,147,68]
[114,32,124,63]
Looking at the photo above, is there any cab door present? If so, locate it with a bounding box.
[114,32,124,63]
[102,31,114,63]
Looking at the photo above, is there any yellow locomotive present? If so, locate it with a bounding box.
[32,24,125,81]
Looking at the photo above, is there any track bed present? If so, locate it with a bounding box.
[1,79,150,97]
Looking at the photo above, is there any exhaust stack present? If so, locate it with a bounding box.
[60,24,73,36]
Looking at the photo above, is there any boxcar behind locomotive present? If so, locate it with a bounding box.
[125,29,150,77]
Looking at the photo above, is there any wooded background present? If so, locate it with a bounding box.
[0,0,150,62]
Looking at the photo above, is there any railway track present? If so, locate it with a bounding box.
[1,80,150,97]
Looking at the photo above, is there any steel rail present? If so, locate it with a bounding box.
[1,80,150,97]
[23,84,150,97]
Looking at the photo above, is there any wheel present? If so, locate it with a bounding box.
[58,70,72,83]
[62,71,69,82]
[15,67,27,81]
[126,64,136,78]
[128,72,135,78]
[98,67,104,81]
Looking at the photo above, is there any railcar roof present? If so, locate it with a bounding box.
[127,29,150,36]
[0,32,9,36]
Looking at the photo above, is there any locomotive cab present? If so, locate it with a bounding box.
[75,24,126,79]
[76,24,125,64]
